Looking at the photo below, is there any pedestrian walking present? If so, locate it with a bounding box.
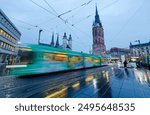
[123,60,128,68]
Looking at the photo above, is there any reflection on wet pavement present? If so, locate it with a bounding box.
[0,66,150,98]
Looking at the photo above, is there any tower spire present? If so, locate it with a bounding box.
[68,34,72,50]
[50,32,55,47]
[55,33,60,48]
[62,32,67,49]
[94,4,102,27]
[92,4,106,56]
[96,4,98,16]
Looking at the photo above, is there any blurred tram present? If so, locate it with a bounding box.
[9,44,107,76]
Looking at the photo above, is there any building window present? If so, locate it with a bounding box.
[0,28,17,44]
[0,17,3,22]
[0,39,15,52]
[0,29,2,35]
[1,42,3,47]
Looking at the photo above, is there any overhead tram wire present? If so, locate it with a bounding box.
[29,0,57,17]
[29,0,121,43]
[42,0,94,39]
[71,0,121,26]
[42,0,73,34]
[29,0,65,23]
[65,0,122,42]
[35,16,57,26]
[53,1,95,41]
[30,0,93,34]
[51,17,91,50]
[58,0,94,18]
[29,0,121,33]
[44,0,94,19]
[61,21,89,46]
[30,0,90,51]
[66,0,123,48]
[32,0,60,26]
[71,24,92,39]
[30,0,126,52]
[57,15,92,46]
[29,0,121,51]
[72,15,92,25]
[63,0,122,41]
[40,0,92,45]
[108,1,145,44]
[67,0,120,41]
[10,16,55,33]
[8,1,90,51]
[43,0,59,15]
[66,0,94,20]
[29,0,67,23]
[66,24,91,52]
[43,0,72,26]
[10,16,38,28]
[43,0,92,17]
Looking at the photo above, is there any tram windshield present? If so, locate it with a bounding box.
[15,47,34,65]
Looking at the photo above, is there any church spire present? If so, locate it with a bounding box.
[96,4,99,16]
[92,4,106,56]
[94,4,102,27]
[55,34,60,48]
[68,34,72,50]
[50,32,55,47]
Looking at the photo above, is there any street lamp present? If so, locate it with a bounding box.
[38,29,43,44]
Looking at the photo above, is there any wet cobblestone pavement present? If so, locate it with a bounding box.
[0,66,150,98]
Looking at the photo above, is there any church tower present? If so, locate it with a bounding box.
[62,32,67,49]
[50,32,55,47]
[55,34,60,48]
[92,5,106,56]
[68,34,72,50]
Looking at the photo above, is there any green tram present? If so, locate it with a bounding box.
[9,44,107,76]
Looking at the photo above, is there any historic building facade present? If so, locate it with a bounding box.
[0,9,21,65]
[130,42,150,57]
[109,47,130,62]
[92,6,106,56]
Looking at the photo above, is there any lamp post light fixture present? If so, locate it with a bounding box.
[38,29,43,45]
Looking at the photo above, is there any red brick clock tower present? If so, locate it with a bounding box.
[92,5,106,56]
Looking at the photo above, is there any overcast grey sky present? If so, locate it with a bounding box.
[0,0,150,53]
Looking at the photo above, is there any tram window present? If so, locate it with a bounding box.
[85,57,92,62]
[44,53,54,61]
[69,56,82,63]
[15,48,34,65]
[95,59,100,63]
[43,53,68,62]
[53,54,68,62]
